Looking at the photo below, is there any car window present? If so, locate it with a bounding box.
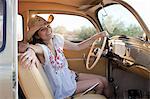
[36,14,96,41]
[124,0,150,30]
[98,4,144,38]
[0,0,6,52]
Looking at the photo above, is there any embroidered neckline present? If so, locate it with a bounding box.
[48,43,65,73]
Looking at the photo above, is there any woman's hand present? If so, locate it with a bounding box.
[93,31,109,40]
[99,31,109,37]
[20,48,38,69]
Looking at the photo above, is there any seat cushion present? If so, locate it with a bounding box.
[74,94,107,99]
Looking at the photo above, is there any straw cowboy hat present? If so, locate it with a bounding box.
[27,15,54,42]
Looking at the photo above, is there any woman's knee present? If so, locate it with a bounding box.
[97,81,104,89]
[98,77,109,87]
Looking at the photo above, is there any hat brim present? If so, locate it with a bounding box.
[27,22,50,42]
[26,15,54,42]
[48,15,54,23]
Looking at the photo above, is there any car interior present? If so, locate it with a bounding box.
[18,0,150,99]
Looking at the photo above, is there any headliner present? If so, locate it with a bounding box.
[19,0,118,8]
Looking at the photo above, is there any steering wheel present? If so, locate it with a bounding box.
[86,37,107,70]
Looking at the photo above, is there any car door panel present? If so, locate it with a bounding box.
[64,45,107,76]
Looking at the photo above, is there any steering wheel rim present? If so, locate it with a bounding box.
[86,37,107,70]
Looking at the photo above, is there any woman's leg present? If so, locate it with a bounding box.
[77,73,111,97]
[75,78,104,94]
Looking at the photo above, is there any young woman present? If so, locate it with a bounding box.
[20,15,111,99]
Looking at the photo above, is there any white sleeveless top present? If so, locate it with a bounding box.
[37,34,77,99]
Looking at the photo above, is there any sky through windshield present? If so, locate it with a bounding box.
[124,0,150,29]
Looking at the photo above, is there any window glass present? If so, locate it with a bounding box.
[36,14,96,41]
[98,4,144,38]
[124,0,150,29]
[17,14,23,41]
[0,0,6,52]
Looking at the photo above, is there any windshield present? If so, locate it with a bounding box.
[98,4,144,38]
[124,0,150,30]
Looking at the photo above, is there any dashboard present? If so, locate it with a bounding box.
[108,35,150,79]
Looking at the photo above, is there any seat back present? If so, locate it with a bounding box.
[18,55,54,99]
[18,54,107,99]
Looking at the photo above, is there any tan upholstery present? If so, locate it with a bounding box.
[75,94,106,99]
[18,55,54,99]
[18,55,107,99]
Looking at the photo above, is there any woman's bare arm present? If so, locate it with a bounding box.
[18,41,43,54]
[28,44,44,55]
[64,32,107,51]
